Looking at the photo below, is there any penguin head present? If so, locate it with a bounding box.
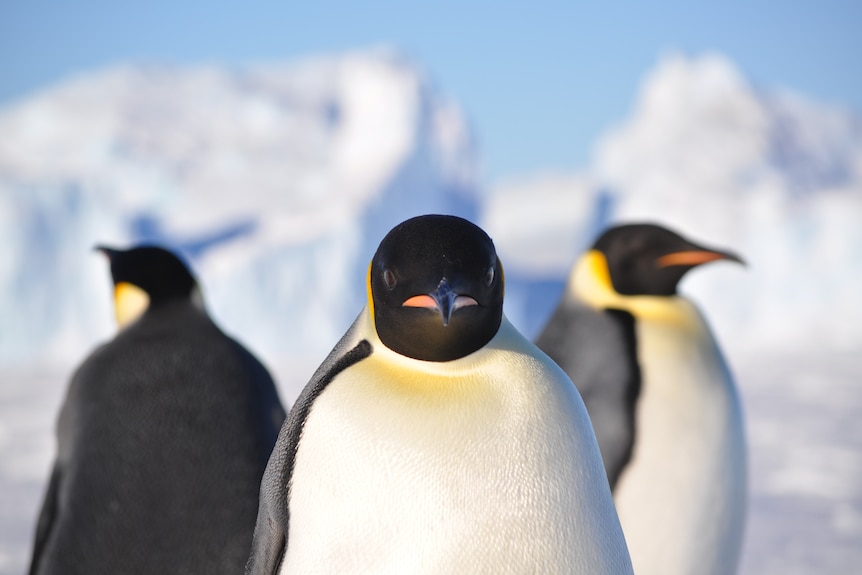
[95,245,200,328]
[369,215,504,362]
[591,223,744,296]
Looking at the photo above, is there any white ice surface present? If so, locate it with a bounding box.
[2,350,861,574]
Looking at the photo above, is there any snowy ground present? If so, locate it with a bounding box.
[734,349,862,574]
[1,348,860,574]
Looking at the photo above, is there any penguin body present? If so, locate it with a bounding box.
[247,215,633,575]
[536,224,747,575]
[29,246,286,575]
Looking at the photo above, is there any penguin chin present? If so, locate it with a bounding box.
[376,306,501,362]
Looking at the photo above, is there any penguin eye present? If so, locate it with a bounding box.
[484,265,495,287]
[383,269,397,290]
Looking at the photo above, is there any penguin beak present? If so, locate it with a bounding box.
[656,249,745,269]
[402,278,479,327]
[94,245,119,260]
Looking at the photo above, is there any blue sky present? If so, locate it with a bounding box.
[1,0,859,181]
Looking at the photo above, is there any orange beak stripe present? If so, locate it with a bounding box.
[656,251,727,268]
[402,295,438,309]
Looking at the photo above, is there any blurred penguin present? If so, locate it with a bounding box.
[28,245,286,575]
[536,223,747,575]
[246,215,633,574]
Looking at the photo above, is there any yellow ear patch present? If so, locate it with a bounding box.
[586,250,615,292]
[570,250,617,308]
[366,261,375,323]
[114,282,149,328]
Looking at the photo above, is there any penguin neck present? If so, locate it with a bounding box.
[116,291,208,332]
[363,307,515,379]
[114,282,206,332]
[568,251,702,331]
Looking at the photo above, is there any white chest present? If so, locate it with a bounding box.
[613,314,747,575]
[282,321,632,574]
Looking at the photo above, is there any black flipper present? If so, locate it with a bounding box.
[246,316,372,575]
[536,302,641,490]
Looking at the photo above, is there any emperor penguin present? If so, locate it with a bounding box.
[28,245,286,575]
[246,215,633,575]
[535,223,747,575]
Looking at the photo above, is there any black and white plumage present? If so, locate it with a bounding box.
[247,215,633,575]
[28,245,286,575]
[536,223,747,575]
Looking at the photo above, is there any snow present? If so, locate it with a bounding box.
[737,350,862,575]
[4,353,859,574]
[1,50,861,574]
[0,368,63,574]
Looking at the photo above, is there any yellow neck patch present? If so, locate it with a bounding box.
[114,282,150,328]
[569,250,700,329]
[569,250,617,308]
